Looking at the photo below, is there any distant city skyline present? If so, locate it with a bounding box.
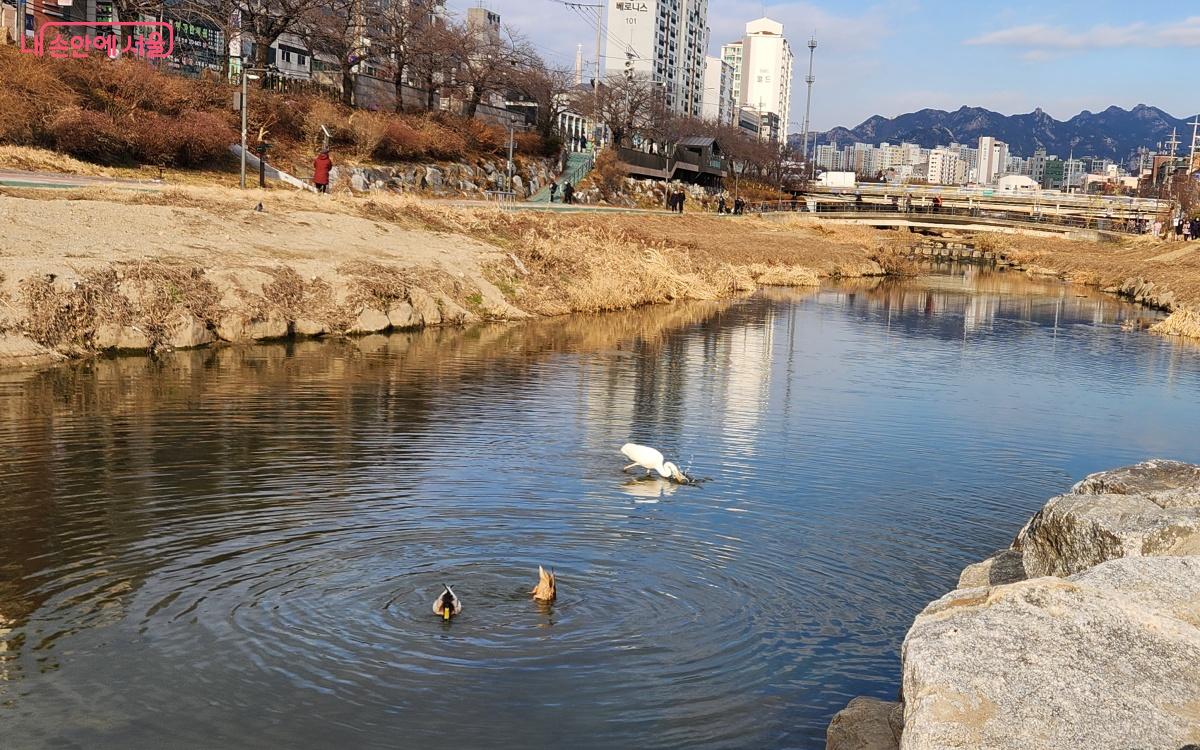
[446,0,1200,133]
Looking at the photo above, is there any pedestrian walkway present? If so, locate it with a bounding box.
[0,168,162,191]
[529,151,594,203]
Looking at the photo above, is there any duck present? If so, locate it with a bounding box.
[620,442,687,483]
[433,584,462,620]
[531,566,556,603]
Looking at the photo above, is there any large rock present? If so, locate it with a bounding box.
[93,323,151,351]
[387,302,418,329]
[409,288,441,325]
[166,315,215,349]
[901,557,1200,750]
[215,313,289,342]
[1071,459,1200,508]
[956,549,1026,588]
[826,697,902,750]
[1014,461,1200,577]
[347,307,391,335]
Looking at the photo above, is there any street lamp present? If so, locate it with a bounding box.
[238,66,274,189]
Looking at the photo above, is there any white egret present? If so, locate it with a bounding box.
[530,566,556,603]
[433,584,462,620]
[620,443,687,483]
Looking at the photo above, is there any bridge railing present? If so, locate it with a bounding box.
[743,200,1151,235]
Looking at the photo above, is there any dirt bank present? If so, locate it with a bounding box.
[2,185,1196,368]
[0,186,888,367]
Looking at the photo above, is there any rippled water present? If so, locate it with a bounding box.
[2,266,1199,749]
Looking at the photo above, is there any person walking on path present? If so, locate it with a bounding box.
[549,181,558,203]
[313,150,333,194]
[904,194,913,213]
[717,195,727,214]
[677,189,686,214]
[1185,218,1193,242]
[562,182,575,205]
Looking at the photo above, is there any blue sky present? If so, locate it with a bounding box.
[447,0,1200,132]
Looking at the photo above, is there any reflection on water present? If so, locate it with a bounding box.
[1,266,1198,748]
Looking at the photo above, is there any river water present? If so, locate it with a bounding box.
[2,266,1199,749]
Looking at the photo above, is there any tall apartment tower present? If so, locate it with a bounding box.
[605,0,710,118]
[720,17,793,141]
[976,136,1009,185]
[701,56,734,124]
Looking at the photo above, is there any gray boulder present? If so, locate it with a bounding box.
[387,302,418,329]
[826,697,902,750]
[901,557,1200,750]
[1012,489,1200,576]
[956,549,1027,588]
[408,288,441,325]
[347,307,391,335]
[1071,459,1200,508]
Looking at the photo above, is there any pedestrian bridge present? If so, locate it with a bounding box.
[749,201,1154,239]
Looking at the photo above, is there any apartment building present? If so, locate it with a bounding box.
[605,0,709,117]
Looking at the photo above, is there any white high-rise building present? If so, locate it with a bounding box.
[720,17,792,142]
[976,136,1009,184]
[605,0,710,117]
[701,56,735,124]
[927,148,967,185]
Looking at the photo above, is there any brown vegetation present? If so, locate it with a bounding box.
[0,45,547,171]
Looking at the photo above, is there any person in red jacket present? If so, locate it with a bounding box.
[313,150,333,193]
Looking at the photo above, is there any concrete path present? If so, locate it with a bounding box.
[0,168,164,191]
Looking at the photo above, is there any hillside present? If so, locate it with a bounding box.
[801,104,1197,160]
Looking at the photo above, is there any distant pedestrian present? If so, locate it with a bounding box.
[313,149,333,194]
[562,182,575,205]
[1191,217,1199,240]
[549,181,558,203]
[677,189,686,214]
[890,195,899,212]
[734,196,745,215]
[1152,219,1162,238]
[718,195,727,214]
[932,196,942,213]
[904,194,913,213]
[854,193,864,211]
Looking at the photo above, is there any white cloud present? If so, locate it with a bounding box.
[965,17,1200,51]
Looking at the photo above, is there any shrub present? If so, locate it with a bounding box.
[171,110,237,166]
[416,119,467,161]
[348,110,391,159]
[0,46,78,144]
[300,97,348,149]
[460,118,506,155]
[49,108,131,163]
[589,148,627,200]
[378,120,427,160]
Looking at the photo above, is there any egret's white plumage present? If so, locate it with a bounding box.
[620,443,686,482]
[433,585,462,619]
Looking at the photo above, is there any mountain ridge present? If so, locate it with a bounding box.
[799,105,1198,162]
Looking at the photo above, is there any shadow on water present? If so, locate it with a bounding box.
[0,264,1198,748]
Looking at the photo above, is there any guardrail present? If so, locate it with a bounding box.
[744,200,1153,235]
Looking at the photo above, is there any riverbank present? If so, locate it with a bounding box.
[0,186,889,367]
[1,185,1197,368]
[826,460,1200,750]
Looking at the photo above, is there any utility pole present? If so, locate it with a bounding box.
[1188,117,1200,173]
[800,34,817,178]
[561,0,606,144]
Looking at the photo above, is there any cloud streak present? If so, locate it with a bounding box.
[965,17,1200,51]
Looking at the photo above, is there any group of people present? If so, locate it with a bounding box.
[667,188,688,213]
[1168,215,1200,241]
[716,195,746,215]
[548,181,575,204]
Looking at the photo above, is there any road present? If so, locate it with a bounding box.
[0,168,164,191]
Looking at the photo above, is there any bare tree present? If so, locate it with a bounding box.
[303,0,369,105]
[239,0,324,79]
[443,18,526,119]
[371,0,442,112]
[572,73,659,148]
[508,59,575,142]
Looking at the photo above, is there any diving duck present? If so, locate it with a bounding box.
[433,584,462,620]
[531,566,556,603]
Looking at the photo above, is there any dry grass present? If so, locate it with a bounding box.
[0,145,111,176]
[1150,308,1200,338]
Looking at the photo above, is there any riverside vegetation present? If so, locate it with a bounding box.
[1,181,1199,367]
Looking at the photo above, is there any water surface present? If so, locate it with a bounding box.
[2,266,1198,749]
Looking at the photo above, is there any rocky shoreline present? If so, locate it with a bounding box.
[826,460,1200,750]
